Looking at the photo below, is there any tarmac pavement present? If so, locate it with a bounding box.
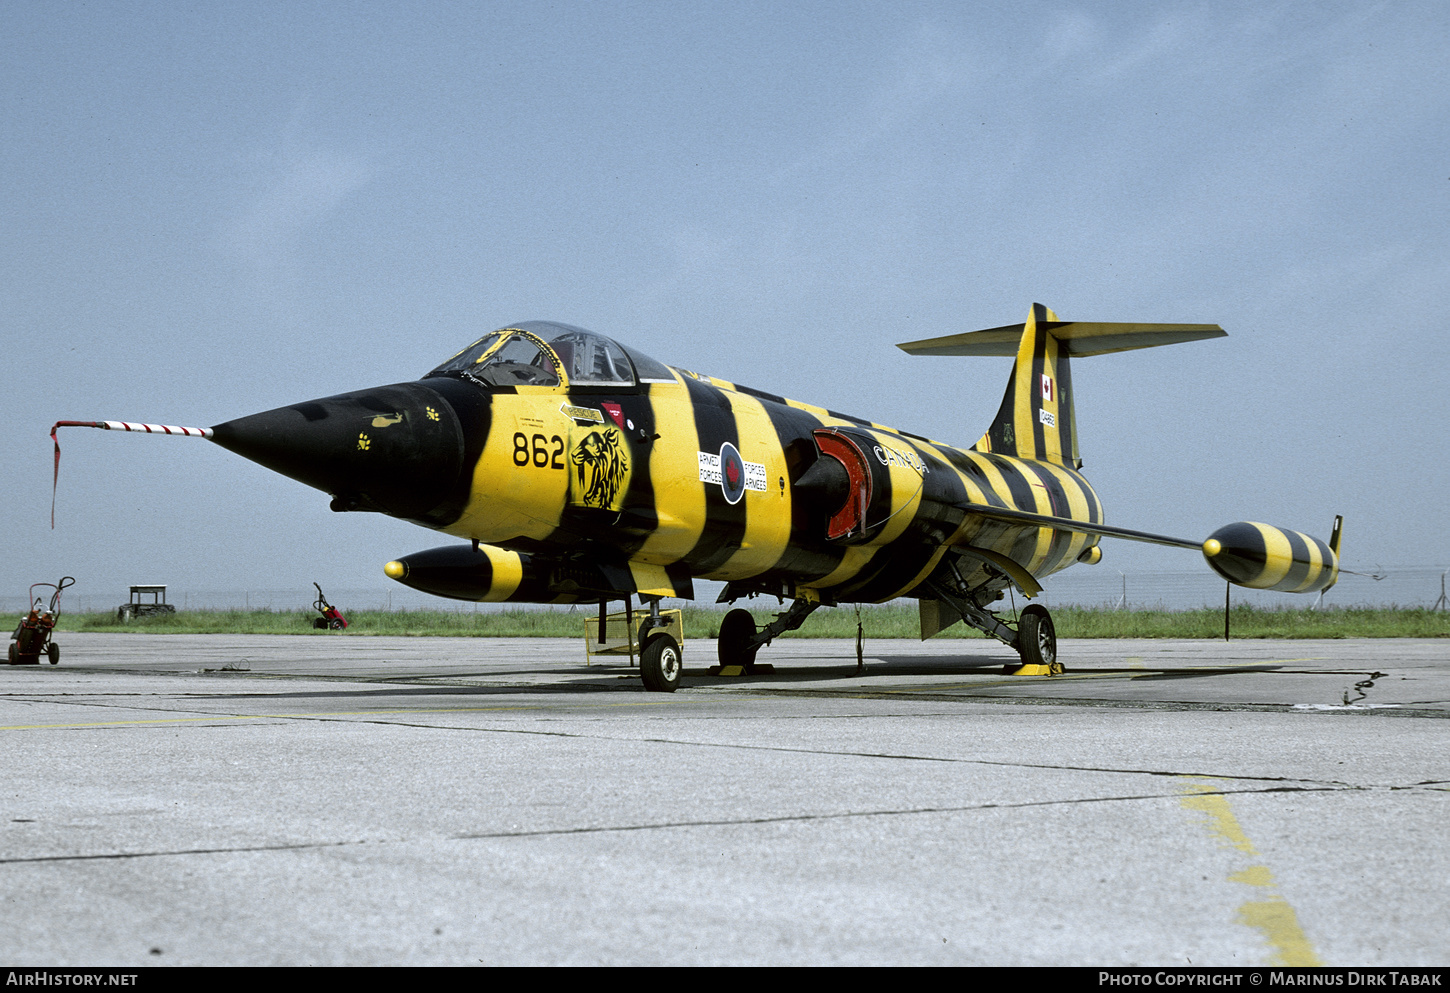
[1,633,1446,966]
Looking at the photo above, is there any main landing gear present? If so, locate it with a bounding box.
[716,608,760,673]
[926,580,1063,676]
[1015,604,1059,673]
[714,598,820,675]
[709,591,1059,678]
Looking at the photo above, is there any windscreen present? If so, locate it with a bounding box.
[425,331,561,388]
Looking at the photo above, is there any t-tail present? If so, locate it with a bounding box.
[897,306,1344,596]
[898,302,1227,468]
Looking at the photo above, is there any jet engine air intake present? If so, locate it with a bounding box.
[802,429,872,540]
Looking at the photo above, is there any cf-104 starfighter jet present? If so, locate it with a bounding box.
[54,304,1341,691]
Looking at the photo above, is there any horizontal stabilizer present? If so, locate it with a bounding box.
[898,321,1225,357]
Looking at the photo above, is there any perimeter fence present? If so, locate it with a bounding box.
[4,567,1446,617]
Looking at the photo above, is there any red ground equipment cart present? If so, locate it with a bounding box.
[9,577,75,665]
[312,583,348,630]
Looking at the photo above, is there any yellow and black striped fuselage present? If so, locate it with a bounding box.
[195,305,1334,617]
[428,368,1102,606]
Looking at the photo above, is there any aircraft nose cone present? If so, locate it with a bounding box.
[210,382,466,525]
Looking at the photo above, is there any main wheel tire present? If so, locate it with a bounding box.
[717,608,760,671]
[1017,604,1057,668]
[7,642,15,665]
[313,617,326,629]
[328,618,345,630]
[640,634,683,693]
[47,643,59,665]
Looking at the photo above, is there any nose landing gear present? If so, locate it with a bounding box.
[637,596,684,693]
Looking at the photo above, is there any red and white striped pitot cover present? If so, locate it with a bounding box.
[50,420,214,526]
[98,421,213,437]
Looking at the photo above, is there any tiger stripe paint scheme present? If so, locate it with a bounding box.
[377,305,1334,615]
[1202,521,1338,594]
[372,303,1334,619]
[57,303,1339,677]
[394,326,1104,613]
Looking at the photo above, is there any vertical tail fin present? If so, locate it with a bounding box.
[974,303,1079,467]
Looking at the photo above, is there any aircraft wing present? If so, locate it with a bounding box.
[954,502,1203,550]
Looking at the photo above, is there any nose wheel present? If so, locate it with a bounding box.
[640,634,683,692]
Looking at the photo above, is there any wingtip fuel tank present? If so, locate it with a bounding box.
[1202,521,1339,593]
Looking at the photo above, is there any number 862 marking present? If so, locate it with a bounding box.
[514,432,565,470]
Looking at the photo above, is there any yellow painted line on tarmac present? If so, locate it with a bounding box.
[0,699,680,732]
[1179,777,1322,966]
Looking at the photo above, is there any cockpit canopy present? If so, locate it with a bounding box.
[424,321,672,390]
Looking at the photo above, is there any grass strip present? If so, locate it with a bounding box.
[50,603,1450,639]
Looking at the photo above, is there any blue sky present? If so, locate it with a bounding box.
[4,1,1446,604]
